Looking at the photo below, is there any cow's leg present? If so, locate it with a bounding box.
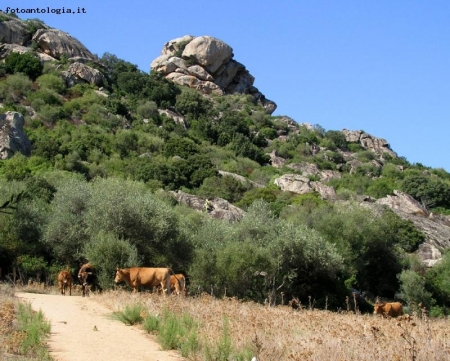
[69,285,72,296]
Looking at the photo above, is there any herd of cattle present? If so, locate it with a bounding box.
[57,263,404,318]
[57,263,187,298]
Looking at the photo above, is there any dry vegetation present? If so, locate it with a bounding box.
[0,283,53,361]
[96,290,450,361]
[1,283,450,361]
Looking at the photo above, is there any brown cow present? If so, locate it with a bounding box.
[170,274,186,296]
[57,270,73,296]
[114,267,171,294]
[374,301,404,318]
[78,262,94,297]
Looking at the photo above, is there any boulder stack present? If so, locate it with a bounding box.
[151,35,277,114]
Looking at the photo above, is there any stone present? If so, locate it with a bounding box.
[268,150,286,168]
[342,129,397,157]
[170,190,245,221]
[158,109,188,129]
[182,36,233,73]
[0,111,32,159]
[32,29,95,60]
[0,13,31,45]
[64,62,105,86]
[161,35,195,56]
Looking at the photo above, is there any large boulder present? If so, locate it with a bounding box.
[376,190,428,216]
[363,190,450,267]
[0,111,32,159]
[62,62,105,86]
[0,12,31,45]
[170,190,245,221]
[342,129,397,157]
[274,174,336,201]
[32,29,95,60]
[161,35,195,56]
[182,36,233,73]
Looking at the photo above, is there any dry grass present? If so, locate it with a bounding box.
[2,283,450,361]
[0,283,52,361]
[96,290,450,361]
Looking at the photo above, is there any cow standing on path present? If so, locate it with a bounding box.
[57,270,73,296]
[78,262,94,297]
[374,301,404,318]
[114,267,171,294]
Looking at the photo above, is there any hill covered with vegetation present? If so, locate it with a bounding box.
[1,12,450,315]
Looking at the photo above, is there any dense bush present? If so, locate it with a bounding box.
[4,52,43,80]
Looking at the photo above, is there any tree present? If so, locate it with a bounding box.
[397,270,433,310]
[83,230,140,290]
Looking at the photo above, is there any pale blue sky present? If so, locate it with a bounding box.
[8,0,450,172]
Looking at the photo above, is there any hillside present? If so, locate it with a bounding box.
[1,12,450,314]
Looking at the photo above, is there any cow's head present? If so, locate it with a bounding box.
[61,272,70,284]
[78,270,92,286]
[373,302,385,315]
[114,268,124,283]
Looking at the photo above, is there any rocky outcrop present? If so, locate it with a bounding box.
[170,190,245,221]
[342,129,397,157]
[218,170,263,188]
[61,62,104,86]
[32,29,95,60]
[158,109,188,129]
[268,150,286,168]
[0,111,32,159]
[286,162,342,182]
[151,35,277,114]
[274,174,337,201]
[0,43,56,62]
[376,190,428,216]
[0,13,32,45]
[361,190,450,267]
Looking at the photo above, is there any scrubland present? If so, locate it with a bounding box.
[1,283,449,361]
[97,290,450,361]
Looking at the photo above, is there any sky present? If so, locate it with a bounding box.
[6,0,450,172]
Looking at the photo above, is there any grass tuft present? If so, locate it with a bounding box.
[112,302,145,325]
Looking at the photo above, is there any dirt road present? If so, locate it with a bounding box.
[16,292,185,361]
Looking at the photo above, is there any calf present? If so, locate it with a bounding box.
[170,274,186,296]
[57,270,73,296]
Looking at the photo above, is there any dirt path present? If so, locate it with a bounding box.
[15,292,185,361]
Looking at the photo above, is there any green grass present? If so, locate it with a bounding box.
[16,302,52,360]
[111,303,145,325]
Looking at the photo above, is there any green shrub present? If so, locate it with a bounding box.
[136,100,158,119]
[348,143,364,153]
[112,303,145,325]
[0,73,33,103]
[5,52,43,80]
[36,74,66,94]
[83,230,140,290]
[16,302,51,357]
[143,314,160,333]
[356,150,376,162]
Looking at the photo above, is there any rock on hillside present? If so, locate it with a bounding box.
[0,111,32,159]
[151,35,277,114]
[0,12,33,45]
[32,28,95,60]
[0,11,97,64]
[342,129,397,157]
[366,190,450,267]
[170,190,245,221]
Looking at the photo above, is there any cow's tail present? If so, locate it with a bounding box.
[168,268,174,275]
